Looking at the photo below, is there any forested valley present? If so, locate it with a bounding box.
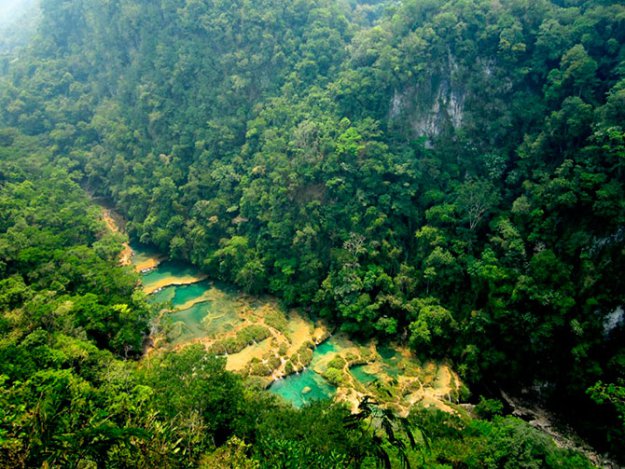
[0,0,624,467]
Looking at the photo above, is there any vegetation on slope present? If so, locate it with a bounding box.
[0,134,590,467]
[0,0,624,463]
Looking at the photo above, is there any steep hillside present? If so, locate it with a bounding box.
[1,0,624,462]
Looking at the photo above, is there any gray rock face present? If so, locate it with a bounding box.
[389,53,466,142]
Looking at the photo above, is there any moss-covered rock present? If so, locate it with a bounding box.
[327,356,347,370]
[323,367,345,386]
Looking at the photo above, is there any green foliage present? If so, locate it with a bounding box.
[588,381,625,423]
[1,0,624,464]
[474,397,504,420]
[410,409,594,468]
[409,298,457,357]
[251,401,366,468]
[323,367,346,386]
[209,325,271,355]
[263,309,289,333]
[0,135,150,358]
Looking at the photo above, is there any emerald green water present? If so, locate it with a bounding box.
[141,260,201,291]
[132,246,239,345]
[173,301,242,341]
[309,339,337,368]
[377,345,401,378]
[351,364,378,385]
[150,281,211,307]
[270,338,341,405]
[315,340,337,355]
[130,242,161,268]
[131,245,387,407]
[149,285,176,305]
[268,369,336,408]
[168,302,212,344]
[378,345,398,361]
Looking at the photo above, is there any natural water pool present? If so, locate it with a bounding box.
[141,260,207,294]
[133,244,460,412]
[350,364,378,385]
[129,242,164,272]
[149,280,210,307]
[271,337,344,405]
[169,300,243,344]
[268,369,336,408]
[132,246,319,373]
[135,246,341,403]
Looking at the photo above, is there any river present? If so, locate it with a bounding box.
[96,204,618,465]
[129,243,462,413]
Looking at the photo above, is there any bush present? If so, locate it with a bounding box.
[475,396,504,420]
[323,368,344,386]
[209,326,271,355]
[327,356,346,370]
[264,310,288,333]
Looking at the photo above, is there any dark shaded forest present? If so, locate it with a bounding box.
[0,0,624,466]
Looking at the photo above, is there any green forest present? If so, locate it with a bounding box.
[0,0,624,466]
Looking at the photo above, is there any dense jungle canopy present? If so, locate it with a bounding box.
[0,0,624,466]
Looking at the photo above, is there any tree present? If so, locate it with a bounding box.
[455,177,500,232]
[408,297,457,356]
